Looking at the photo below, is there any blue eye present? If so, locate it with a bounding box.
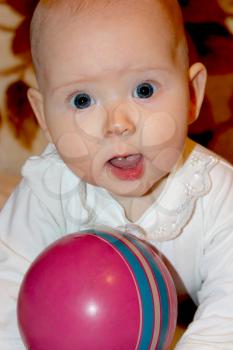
[134,83,155,99]
[71,93,94,109]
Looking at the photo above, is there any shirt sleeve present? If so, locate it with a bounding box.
[175,161,233,349]
[0,180,62,349]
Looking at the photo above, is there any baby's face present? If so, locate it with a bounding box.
[30,1,206,198]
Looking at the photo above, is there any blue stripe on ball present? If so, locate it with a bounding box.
[86,229,155,349]
[125,234,170,349]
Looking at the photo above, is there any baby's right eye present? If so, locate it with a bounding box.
[70,93,95,109]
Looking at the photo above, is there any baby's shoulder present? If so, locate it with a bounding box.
[195,142,233,185]
[21,143,82,203]
[188,140,233,205]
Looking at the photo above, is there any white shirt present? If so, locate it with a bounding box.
[0,138,233,349]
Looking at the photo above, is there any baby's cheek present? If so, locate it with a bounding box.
[140,111,185,173]
[152,148,182,172]
[141,112,176,148]
[73,106,107,140]
[55,132,90,179]
[56,132,89,159]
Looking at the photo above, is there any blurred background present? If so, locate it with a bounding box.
[0,0,232,176]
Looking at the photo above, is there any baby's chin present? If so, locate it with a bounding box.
[96,172,164,199]
[64,153,169,199]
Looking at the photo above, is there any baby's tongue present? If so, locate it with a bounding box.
[109,154,142,169]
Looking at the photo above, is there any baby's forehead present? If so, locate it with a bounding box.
[32,0,182,49]
[34,0,181,23]
[31,0,186,84]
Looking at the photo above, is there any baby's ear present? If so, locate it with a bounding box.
[188,63,207,124]
[27,88,52,142]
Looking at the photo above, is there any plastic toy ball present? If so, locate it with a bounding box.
[17,228,177,350]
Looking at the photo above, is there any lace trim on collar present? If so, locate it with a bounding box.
[119,150,218,242]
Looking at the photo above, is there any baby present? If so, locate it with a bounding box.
[0,0,233,348]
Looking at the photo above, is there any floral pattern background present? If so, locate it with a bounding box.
[0,0,232,174]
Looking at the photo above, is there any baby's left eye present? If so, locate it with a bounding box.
[133,82,156,99]
[70,93,95,109]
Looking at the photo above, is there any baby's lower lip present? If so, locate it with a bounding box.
[106,154,144,181]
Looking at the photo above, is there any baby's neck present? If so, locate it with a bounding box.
[111,176,167,222]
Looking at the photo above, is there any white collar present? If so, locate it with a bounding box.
[49,138,218,242]
[112,139,218,242]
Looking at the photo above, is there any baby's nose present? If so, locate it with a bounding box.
[104,103,137,137]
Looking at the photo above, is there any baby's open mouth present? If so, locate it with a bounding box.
[107,154,144,180]
[109,154,142,169]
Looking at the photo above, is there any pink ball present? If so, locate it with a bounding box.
[17,229,177,350]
